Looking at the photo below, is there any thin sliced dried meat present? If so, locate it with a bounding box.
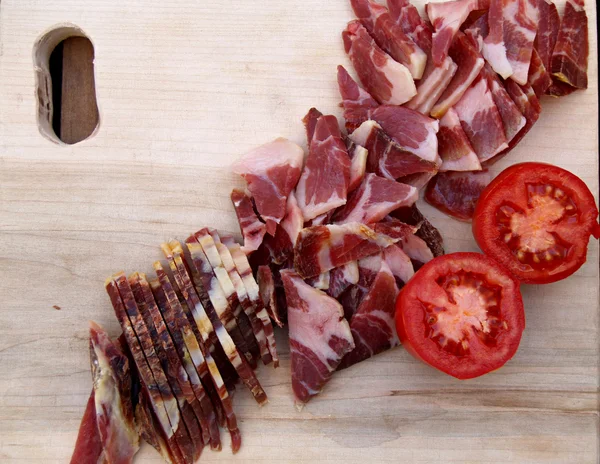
[337,65,379,133]
[390,204,445,257]
[70,390,105,464]
[528,47,553,97]
[437,107,481,172]
[387,0,432,51]
[346,140,369,192]
[281,269,354,405]
[306,271,331,290]
[399,233,435,270]
[425,169,492,221]
[383,243,415,286]
[535,0,560,73]
[257,265,284,328]
[463,11,489,51]
[327,261,360,299]
[231,189,266,254]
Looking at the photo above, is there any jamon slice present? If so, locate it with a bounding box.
[88,322,140,464]
[426,0,487,65]
[130,273,220,451]
[425,170,492,221]
[70,390,105,464]
[482,0,539,84]
[327,261,360,299]
[231,189,266,254]
[135,388,179,463]
[430,32,484,119]
[302,107,323,146]
[106,275,193,464]
[281,269,354,405]
[149,270,242,452]
[387,0,431,51]
[296,114,351,221]
[399,233,435,270]
[480,64,526,143]
[231,138,303,235]
[342,20,416,105]
[383,243,415,286]
[257,265,284,328]
[463,11,489,51]
[406,56,458,115]
[528,48,553,97]
[220,235,281,370]
[349,121,439,183]
[306,272,331,290]
[347,141,369,192]
[333,173,418,224]
[390,204,445,257]
[500,80,542,155]
[293,222,405,278]
[550,0,588,90]
[350,0,427,79]
[437,108,482,172]
[337,65,379,133]
[535,0,560,75]
[453,77,508,162]
[338,261,400,369]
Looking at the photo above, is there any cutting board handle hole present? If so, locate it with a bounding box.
[33,25,100,145]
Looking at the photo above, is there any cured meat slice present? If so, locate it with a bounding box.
[231,138,304,235]
[342,20,417,105]
[425,170,492,221]
[399,233,435,270]
[371,217,418,241]
[149,269,242,452]
[71,390,105,464]
[333,173,418,224]
[280,191,304,247]
[88,322,140,464]
[281,269,354,405]
[293,222,404,278]
[186,236,272,367]
[535,0,560,74]
[480,65,526,143]
[501,80,542,153]
[426,0,487,65]
[349,121,439,183]
[327,261,360,299]
[347,140,369,192]
[383,243,414,286]
[306,272,331,290]
[296,114,351,221]
[231,189,266,254]
[302,107,323,146]
[430,32,484,119]
[350,0,427,79]
[390,204,445,257]
[463,11,489,51]
[338,261,400,369]
[546,79,578,97]
[220,235,281,370]
[528,47,553,97]
[550,0,588,90]
[453,77,508,162]
[337,65,379,133]
[106,275,193,464]
[257,265,284,328]
[130,273,220,451]
[406,56,458,115]
[482,0,539,85]
[437,108,481,172]
[388,0,431,50]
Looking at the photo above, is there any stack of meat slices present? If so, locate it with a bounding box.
[231,107,444,407]
[72,231,279,463]
[337,0,588,221]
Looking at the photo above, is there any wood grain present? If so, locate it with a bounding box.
[0,0,597,463]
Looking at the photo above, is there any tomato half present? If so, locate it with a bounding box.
[395,252,525,379]
[473,162,600,284]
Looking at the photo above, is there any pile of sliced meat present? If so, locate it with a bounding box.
[338,0,588,221]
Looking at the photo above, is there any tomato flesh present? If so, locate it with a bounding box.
[473,163,600,284]
[396,252,525,379]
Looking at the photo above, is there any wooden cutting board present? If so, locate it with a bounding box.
[0,1,597,462]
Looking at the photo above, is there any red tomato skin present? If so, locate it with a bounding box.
[395,252,525,380]
[473,162,600,284]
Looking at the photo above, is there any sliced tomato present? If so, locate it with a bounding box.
[395,252,525,379]
[473,162,600,284]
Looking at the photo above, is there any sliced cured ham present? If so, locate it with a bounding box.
[296,114,351,221]
[231,138,304,235]
[70,390,106,464]
[346,140,369,192]
[406,56,458,115]
[453,77,508,162]
[528,47,553,97]
[425,169,492,221]
[89,322,140,464]
[426,0,487,65]
[231,189,266,254]
[302,107,323,146]
[463,11,489,51]
[430,32,484,119]
[281,269,354,405]
[293,222,404,278]
[333,173,418,224]
[390,204,445,257]
[327,261,360,299]
[306,272,331,290]
[257,265,284,328]
[550,0,588,90]
[399,233,435,269]
[338,261,400,369]
[342,20,417,105]
[383,243,415,286]
[350,0,427,79]
[535,0,560,75]
[482,0,539,85]
[437,108,481,172]
[337,65,379,133]
[387,0,431,51]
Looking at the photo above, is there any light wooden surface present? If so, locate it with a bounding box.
[0,1,598,463]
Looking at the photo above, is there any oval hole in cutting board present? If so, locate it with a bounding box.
[33,25,100,145]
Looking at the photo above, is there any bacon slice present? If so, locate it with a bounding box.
[338,261,400,369]
[550,0,588,90]
[327,261,360,299]
[342,20,416,105]
[231,189,266,254]
[535,0,560,76]
[296,114,351,221]
[437,108,481,172]
[231,138,303,235]
[430,32,484,119]
[294,222,406,278]
[337,65,379,133]
[281,269,354,405]
[333,173,417,224]
[257,265,284,328]
[453,77,508,162]
[70,390,106,464]
[425,170,492,221]
[350,0,427,79]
